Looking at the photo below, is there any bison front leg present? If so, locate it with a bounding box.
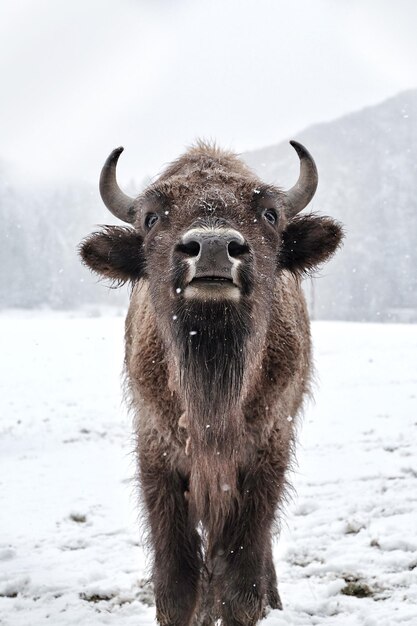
[140,458,201,626]
[215,463,285,626]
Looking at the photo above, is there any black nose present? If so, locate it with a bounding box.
[177,230,249,279]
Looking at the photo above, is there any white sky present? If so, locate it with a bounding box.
[1,0,417,184]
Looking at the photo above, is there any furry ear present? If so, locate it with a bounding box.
[280,214,343,275]
[79,226,145,284]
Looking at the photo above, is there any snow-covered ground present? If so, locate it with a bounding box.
[1,311,416,626]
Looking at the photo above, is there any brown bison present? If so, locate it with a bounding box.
[80,140,343,626]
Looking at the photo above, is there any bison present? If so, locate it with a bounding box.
[80,140,343,626]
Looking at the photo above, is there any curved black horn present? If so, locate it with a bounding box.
[99,147,136,223]
[284,140,318,217]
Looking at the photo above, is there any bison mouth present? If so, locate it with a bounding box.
[190,276,235,285]
[184,275,240,300]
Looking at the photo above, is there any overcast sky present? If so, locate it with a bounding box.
[1,0,417,185]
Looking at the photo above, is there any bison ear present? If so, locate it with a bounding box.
[280,214,343,275]
[79,226,145,284]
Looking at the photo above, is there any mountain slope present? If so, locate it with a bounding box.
[244,89,417,321]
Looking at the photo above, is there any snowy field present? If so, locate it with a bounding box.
[0,311,416,626]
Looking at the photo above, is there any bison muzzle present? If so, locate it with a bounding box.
[80,140,343,626]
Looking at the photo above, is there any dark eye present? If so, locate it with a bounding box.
[264,209,278,225]
[145,213,159,229]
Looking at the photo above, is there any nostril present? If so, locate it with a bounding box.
[228,239,250,259]
[176,240,201,258]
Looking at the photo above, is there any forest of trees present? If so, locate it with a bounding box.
[0,167,128,310]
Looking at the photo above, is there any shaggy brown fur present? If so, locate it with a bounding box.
[80,141,343,626]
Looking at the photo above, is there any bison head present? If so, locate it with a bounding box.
[80,140,341,297]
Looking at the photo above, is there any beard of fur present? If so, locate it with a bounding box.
[172,298,252,537]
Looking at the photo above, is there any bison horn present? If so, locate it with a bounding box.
[284,140,318,217]
[99,147,137,224]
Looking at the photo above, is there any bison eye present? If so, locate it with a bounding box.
[264,209,278,225]
[145,213,159,230]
